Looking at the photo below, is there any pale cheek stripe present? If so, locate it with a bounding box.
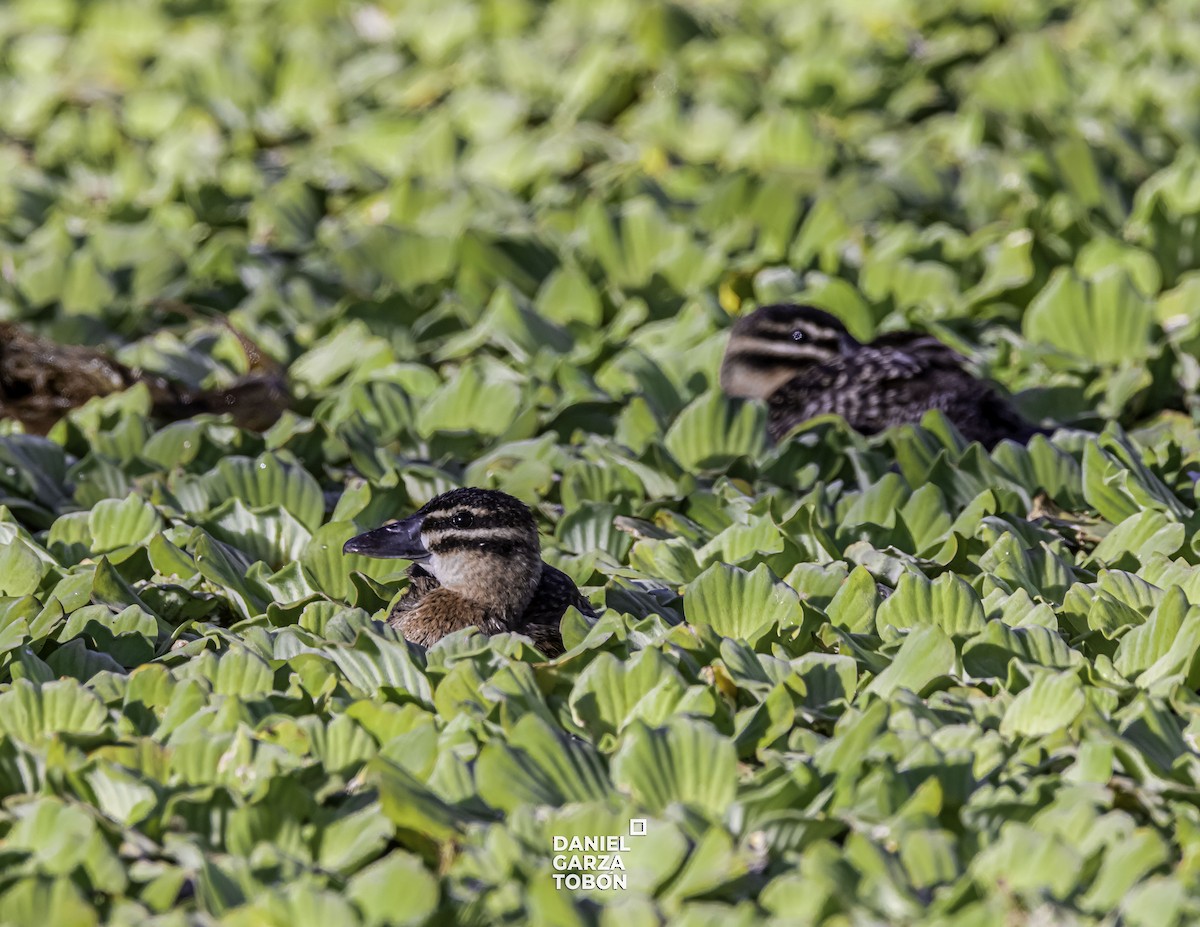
[436,506,495,519]
[422,528,534,550]
[728,341,809,359]
[726,347,832,369]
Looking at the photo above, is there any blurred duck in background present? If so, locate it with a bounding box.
[720,303,1047,448]
[0,307,289,434]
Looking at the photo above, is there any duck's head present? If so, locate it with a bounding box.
[719,303,859,399]
[343,487,543,616]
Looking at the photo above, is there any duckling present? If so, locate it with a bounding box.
[0,320,289,435]
[720,303,1046,448]
[343,487,597,655]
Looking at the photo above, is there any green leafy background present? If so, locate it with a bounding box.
[3,0,1200,924]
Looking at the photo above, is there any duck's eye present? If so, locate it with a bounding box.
[792,329,805,341]
[451,511,475,529]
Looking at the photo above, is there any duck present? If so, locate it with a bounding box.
[342,487,597,656]
[0,317,289,435]
[719,303,1046,449]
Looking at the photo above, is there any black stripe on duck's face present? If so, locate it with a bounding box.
[343,515,430,560]
[787,316,852,352]
[421,508,528,533]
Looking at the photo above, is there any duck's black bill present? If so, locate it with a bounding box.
[343,516,429,560]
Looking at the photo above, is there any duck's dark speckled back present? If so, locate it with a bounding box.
[766,336,1044,448]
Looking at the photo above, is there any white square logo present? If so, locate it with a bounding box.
[629,818,647,836]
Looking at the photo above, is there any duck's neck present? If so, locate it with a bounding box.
[434,556,544,624]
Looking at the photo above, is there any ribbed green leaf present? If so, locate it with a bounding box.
[611,718,737,817]
[684,562,804,644]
